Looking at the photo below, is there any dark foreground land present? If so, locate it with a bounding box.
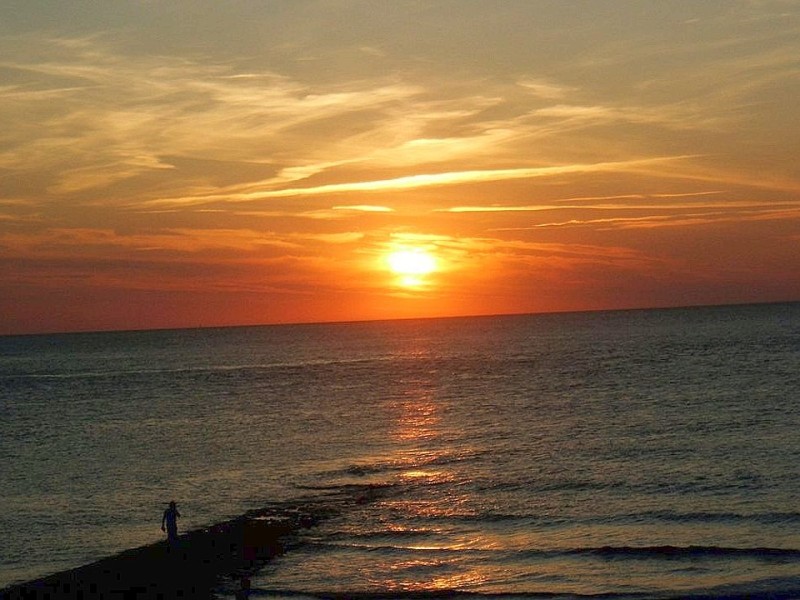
[0,503,328,600]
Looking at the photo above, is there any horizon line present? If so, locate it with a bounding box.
[3,298,797,339]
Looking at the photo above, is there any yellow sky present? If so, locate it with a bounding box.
[1,1,799,334]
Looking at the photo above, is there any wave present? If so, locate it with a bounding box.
[633,509,800,525]
[392,508,800,528]
[312,450,488,481]
[241,577,800,600]
[243,591,800,600]
[300,540,800,563]
[0,354,397,382]
[557,545,800,561]
[292,482,400,503]
[244,591,649,600]
[324,528,440,541]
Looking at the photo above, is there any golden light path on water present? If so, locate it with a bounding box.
[379,352,495,592]
[372,336,648,595]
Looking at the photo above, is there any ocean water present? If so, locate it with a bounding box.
[1,303,799,599]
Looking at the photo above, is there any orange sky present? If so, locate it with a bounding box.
[1,1,799,334]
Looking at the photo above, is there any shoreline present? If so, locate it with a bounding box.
[0,503,328,600]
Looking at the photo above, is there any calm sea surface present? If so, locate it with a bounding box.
[1,303,799,598]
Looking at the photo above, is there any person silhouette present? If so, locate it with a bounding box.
[161,500,181,545]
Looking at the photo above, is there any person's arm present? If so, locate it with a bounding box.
[161,511,166,531]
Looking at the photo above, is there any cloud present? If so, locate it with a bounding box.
[332,205,394,212]
[444,195,792,215]
[0,35,445,196]
[516,77,575,99]
[425,234,660,276]
[142,156,693,207]
[1,30,746,211]
[440,194,646,213]
[649,191,724,198]
[0,227,297,257]
[490,201,800,231]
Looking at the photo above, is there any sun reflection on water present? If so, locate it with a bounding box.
[373,358,495,593]
[377,558,491,593]
[391,391,440,442]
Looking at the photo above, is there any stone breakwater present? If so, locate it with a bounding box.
[0,505,325,600]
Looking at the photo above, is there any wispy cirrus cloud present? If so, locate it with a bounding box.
[0,36,450,195]
[440,194,646,213]
[0,31,745,210]
[0,226,370,261]
[442,194,789,215]
[331,205,394,212]
[490,201,800,231]
[141,156,694,208]
[516,77,575,100]
[6,35,575,205]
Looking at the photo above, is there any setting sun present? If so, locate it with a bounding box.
[386,249,437,287]
[387,250,436,276]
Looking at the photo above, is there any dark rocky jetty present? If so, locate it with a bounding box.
[0,505,325,600]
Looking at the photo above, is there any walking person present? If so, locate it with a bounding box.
[161,500,181,546]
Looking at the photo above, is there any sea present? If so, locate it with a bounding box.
[1,302,799,599]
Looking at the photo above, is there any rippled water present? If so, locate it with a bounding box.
[2,303,799,598]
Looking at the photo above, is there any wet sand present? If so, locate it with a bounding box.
[0,505,323,600]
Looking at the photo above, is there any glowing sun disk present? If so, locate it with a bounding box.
[387,250,437,276]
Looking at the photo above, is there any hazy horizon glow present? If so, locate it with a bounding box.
[1,1,799,334]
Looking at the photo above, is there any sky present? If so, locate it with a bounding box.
[1,0,799,334]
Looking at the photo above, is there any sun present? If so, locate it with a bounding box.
[386,249,437,287]
[388,249,436,276]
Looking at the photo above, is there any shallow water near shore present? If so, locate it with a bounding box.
[2,303,800,598]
